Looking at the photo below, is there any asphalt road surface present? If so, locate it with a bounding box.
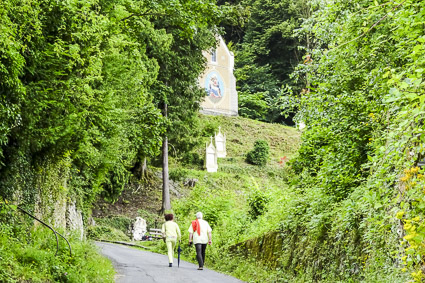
[96,242,245,283]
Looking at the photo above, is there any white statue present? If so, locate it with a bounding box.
[205,137,218,172]
[132,217,147,241]
[215,126,227,158]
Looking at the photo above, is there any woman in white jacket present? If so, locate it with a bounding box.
[188,212,212,270]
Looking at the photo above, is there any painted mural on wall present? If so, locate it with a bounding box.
[199,36,238,116]
[205,71,224,104]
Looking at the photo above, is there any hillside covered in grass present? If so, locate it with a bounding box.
[90,115,301,280]
[171,114,301,240]
[92,114,300,230]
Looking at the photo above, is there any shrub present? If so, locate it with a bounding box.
[246,140,269,166]
[86,225,130,241]
[181,152,204,167]
[94,215,132,233]
[200,119,220,137]
[238,91,269,121]
[247,189,270,220]
[169,168,189,182]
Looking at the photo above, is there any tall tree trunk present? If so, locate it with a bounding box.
[162,103,171,213]
[141,157,147,179]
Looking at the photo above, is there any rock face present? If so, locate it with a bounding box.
[66,201,84,241]
[34,189,67,230]
[132,217,147,241]
[33,158,70,231]
[12,156,87,241]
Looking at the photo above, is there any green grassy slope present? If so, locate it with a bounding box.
[191,115,300,177]
[198,115,299,158]
[164,115,303,281]
[91,115,301,282]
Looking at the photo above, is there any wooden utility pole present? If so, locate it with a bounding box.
[162,103,171,213]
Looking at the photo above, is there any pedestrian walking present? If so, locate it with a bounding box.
[162,213,181,267]
[188,212,212,270]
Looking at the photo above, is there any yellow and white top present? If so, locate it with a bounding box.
[162,221,181,241]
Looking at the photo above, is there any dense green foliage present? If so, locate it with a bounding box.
[0,0,169,204]
[246,140,269,166]
[94,215,132,233]
[87,225,129,242]
[247,186,270,220]
[0,0,226,209]
[222,0,310,123]
[87,215,132,241]
[284,0,425,281]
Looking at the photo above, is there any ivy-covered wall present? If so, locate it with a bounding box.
[33,155,72,230]
[231,232,283,269]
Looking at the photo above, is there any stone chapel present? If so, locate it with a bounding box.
[199,36,238,116]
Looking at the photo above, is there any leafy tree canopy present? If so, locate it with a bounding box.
[221,0,310,124]
[287,0,425,280]
[0,0,223,204]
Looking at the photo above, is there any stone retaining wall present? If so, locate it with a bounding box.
[230,231,284,268]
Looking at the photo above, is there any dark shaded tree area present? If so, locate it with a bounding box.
[220,0,310,124]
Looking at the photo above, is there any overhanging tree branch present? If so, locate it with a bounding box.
[121,13,168,21]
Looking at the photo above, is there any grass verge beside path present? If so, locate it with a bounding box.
[0,224,115,282]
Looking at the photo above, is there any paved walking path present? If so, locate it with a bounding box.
[96,242,245,283]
